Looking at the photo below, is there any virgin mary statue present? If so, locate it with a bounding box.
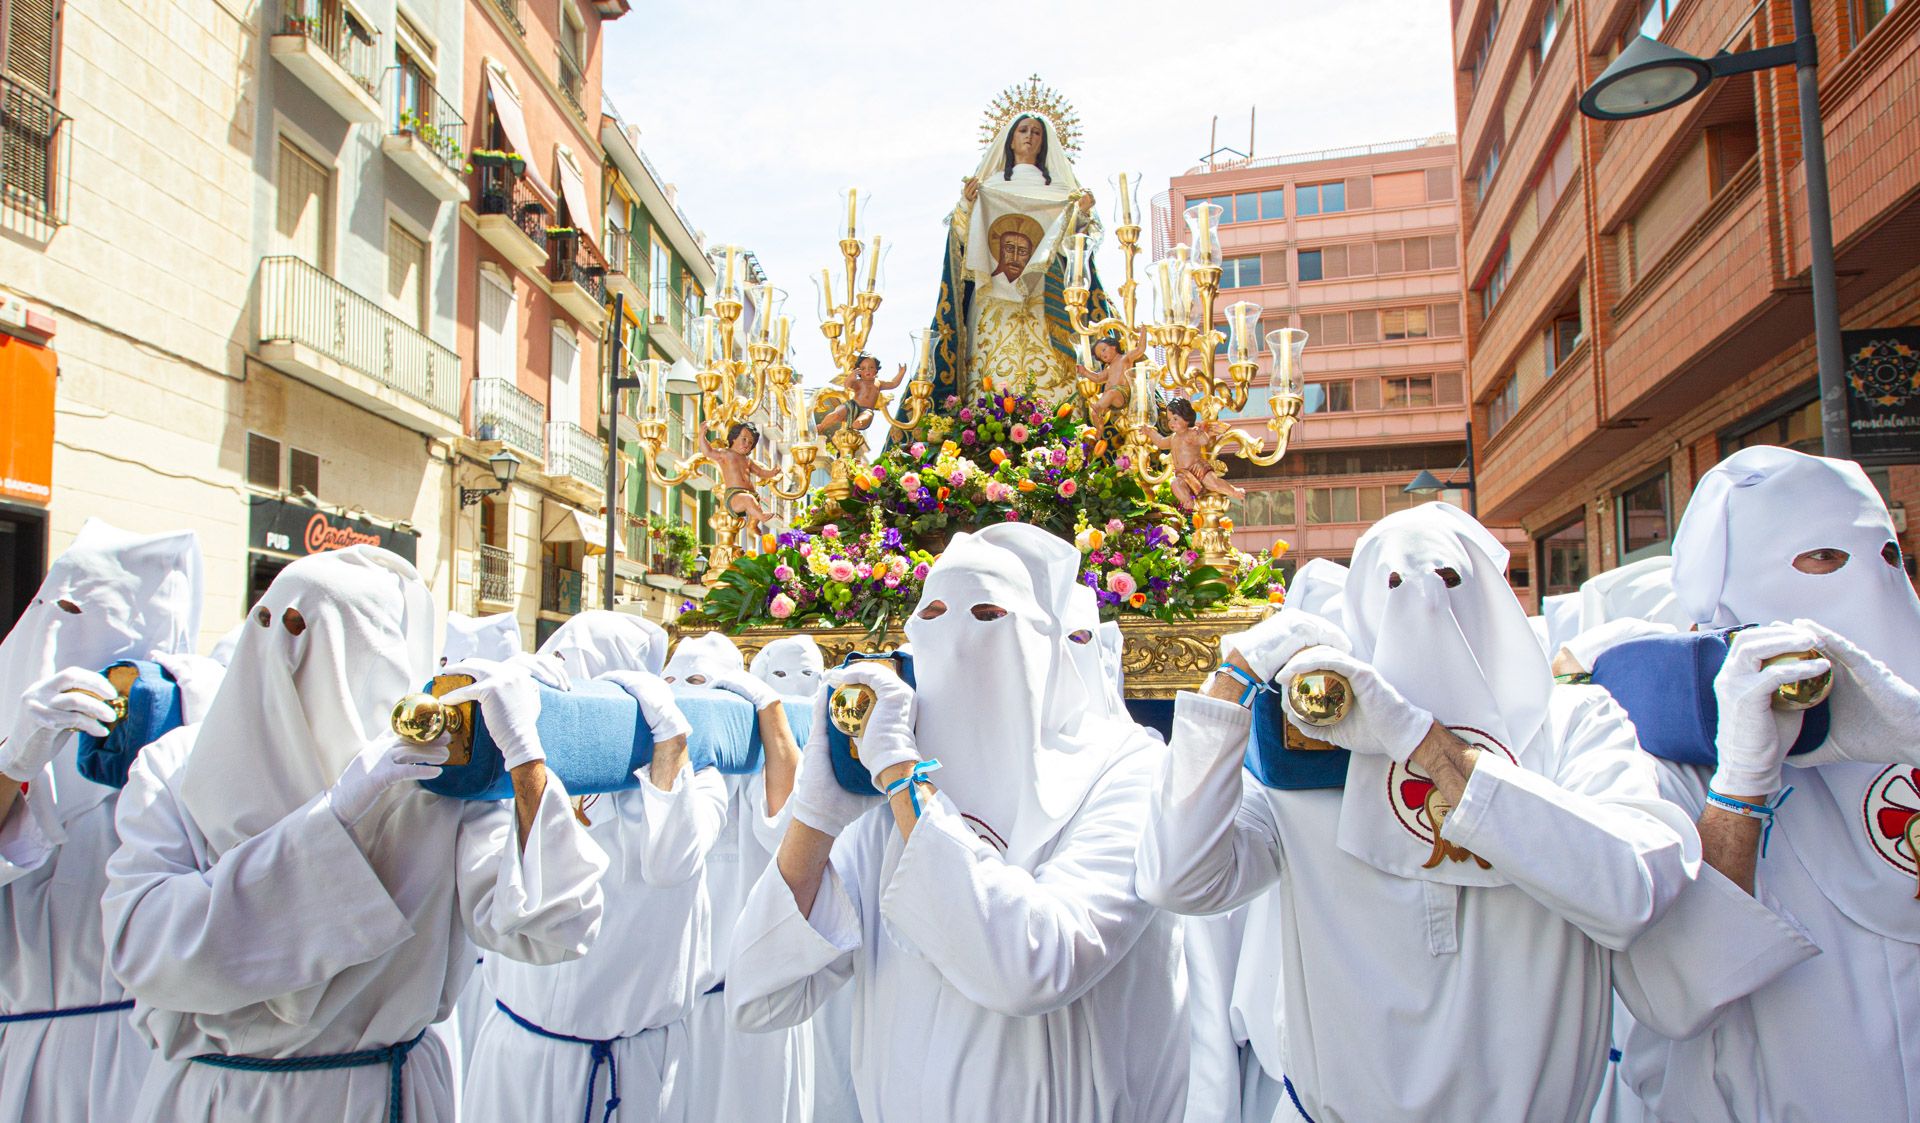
[923,97,1117,408]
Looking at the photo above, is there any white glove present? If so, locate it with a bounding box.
[1561,618,1678,674]
[1711,624,1828,797]
[1221,609,1353,686]
[704,666,781,711]
[1796,619,1920,766]
[442,658,546,770]
[789,685,876,834]
[508,651,572,691]
[598,669,693,742]
[1,668,119,779]
[823,663,919,785]
[1278,647,1434,762]
[154,653,227,725]
[330,733,449,827]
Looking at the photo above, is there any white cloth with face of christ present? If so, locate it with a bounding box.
[724,527,1186,1121]
[1138,504,1700,1122]
[100,547,608,1121]
[0,520,202,1123]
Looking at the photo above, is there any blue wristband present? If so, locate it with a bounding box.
[1706,786,1794,857]
[884,758,943,817]
[1214,662,1265,707]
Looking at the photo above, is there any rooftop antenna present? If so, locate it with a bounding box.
[1208,115,1218,167]
[1249,106,1256,159]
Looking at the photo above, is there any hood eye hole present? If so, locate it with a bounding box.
[687,674,707,685]
[439,656,449,666]
[56,598,82,614]
[1884,541,1903,568]
[774,670,787,677]
[970,603,1008,621]
[1792,548,1850,574]
[1068,629,1093,644]
[1435,567,1462,588]
[664,675,676,683]
[1387,572,1402,590]
[917,600,948,619]
[281,608,307,636]
[255,607,272,627]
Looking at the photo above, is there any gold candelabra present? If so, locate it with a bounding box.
[1063,187,1307,571]
[631,244,819,585]
[809,188,934,504]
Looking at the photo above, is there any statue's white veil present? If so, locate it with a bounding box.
[969,114,1082,193]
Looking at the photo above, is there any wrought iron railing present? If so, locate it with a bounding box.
[385,67,466,174]
[491,0,525,35]
[547,231,607,303]
[257,255,459,415]
[471,377,545,457]
[0,76,68,226]
[545,421,607,492]
[278,0,381,97]
[477,544,512,604]
[475,167,551,248]
[557,48,586,121]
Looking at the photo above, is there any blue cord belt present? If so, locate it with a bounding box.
[495,999,626,1123]
[190,1029,426,1123]
[0,998,135,1024]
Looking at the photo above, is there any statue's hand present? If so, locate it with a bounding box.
[1077,189,1095,213]
[962,177,980,202]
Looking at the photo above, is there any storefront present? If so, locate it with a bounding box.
[245,497,420,607]
[1,324,57,631]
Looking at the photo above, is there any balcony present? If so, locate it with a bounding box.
[648,282,692,362]
[547,230,608,330]
[546,420,607,501]
[470,376,546,458]
[602,223,646,314]
[474,168,549,274]
[476,543,513,608]
[542,562,585,616]
[381,69,466,203]
[1,76,70,228]
[557,48,587,122]
[256,255,460,437]
[269,0,381,125]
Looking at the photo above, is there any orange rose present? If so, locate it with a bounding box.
[1018,479,1037,493]
[1221,518,1236,531]
[1270,539,1291,559]
[937,486,951,499]
[1268,587,1287,605]
[989,448,1007,465]
[1003,396,1017,414]
[1056,403,1073,418]
[1127,591,1148,608]
[981,376,995,392]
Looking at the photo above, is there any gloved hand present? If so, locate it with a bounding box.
[1221,609,1353,686]
[1711,624,1827,797]
[154,653,227,724]
[703,666,781,711]
[823,663,919,786]
[442,658,546,770]
[598,669,693,742]
[789,685,876,834]
[1560,618,1679,674]
[330,733,449,827]
[508,651,571,691]
[1,667,119,779]
[1278,647,1434,762]
[1795,619,1920,767]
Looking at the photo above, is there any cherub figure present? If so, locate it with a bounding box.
[702,421,780,540]
[1145,398,1245,510]
[1076,336,1145,427]
[815,353,905,435]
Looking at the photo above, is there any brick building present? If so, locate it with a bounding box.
[1165,138,1531,587]
[1450,0,1920,604]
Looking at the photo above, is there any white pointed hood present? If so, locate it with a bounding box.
[1578,555,1691,631]
[1285,558,1349,628]
[750,634,824,698]
[539,610,668,679]
[663,630,743,686]
[442,611,523,665]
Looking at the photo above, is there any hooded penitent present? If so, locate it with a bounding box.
[538,610,668,679]
[177,546,434,857]
[0,519,202,825]
[442,611,524,666]
[749,635,824,697]
[663,631,743,687]
[1336,503,1554,886]
[1285,557,1349,629]
[1578,555,1691,632]
[909,524,1145,867]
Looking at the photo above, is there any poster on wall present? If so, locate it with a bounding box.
[1843,327,1920,464]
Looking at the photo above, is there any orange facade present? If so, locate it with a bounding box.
[0,335,56,507]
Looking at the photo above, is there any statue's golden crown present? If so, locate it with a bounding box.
[979,74,1083,157]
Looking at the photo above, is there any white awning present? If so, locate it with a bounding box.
[554,144,595,233]
[483,63,556,207]
[542,500,613,556]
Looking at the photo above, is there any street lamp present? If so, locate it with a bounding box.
[1404,422,1477,517]
[1579,1,1849,458]
[459,448,521,508]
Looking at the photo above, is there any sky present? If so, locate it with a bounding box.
[603,1,1460,393]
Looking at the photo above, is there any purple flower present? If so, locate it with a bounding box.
[1051,448,1068,466]
[961,428,977,445]
[1148,576,1170,592]
[1182,550,1198,566]
[1082,571,1099,588]
[1144,526,1166,548]
[947,470,965,488]
[882,527,904,550]
[677,600,695,614]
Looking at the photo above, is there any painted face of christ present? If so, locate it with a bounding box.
[996,231,1034,281]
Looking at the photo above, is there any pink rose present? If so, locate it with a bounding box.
[910,442,927,457]
[773,564,794,581]
[1116,454,1132,470]
[1029,412,1044,425]
[948,470,966,488]
[1110,552,1126,566]
[883,573,902,588]
[959,408,973,422]
[856,562,873,579]
[822,524,840,539]
[1106,518,1125,534]
[768,593,796,619]
[961,428,977,445]
[1051,448,1068,466]
[901,472,922,492]
[798,541,813,557]
[1182,550,1198,565]
[912,562,930,580]
[827,559,856,582]
[1010,423,1029,443]
[1106,570,1138,597]
[1057,479,1078,498]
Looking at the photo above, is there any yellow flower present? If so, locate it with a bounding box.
[989,448,1007,465]
[1017,479,1037,493]
[1088,528,1106,549]
[1270,539,1291,559]
[941,440,960,458]
[762,533,778,554]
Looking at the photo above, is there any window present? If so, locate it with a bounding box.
[1382,307,1429,340]
[290,448,320,496]
[1383,375,1435,409]
[1487,372,1521,435]
[1475,133,1503,201]
[1306,487,1360,524]
[275,137,331,267]
[1220,255,1263,289]
[1297,249,1324,282]
[649,235,675,310]
[1468,3,1500,86]
[393,15,435,124]
[549,325,580,428]
[246,433,281,489]
[1215,317,1263,355]
[1722,389,1823,455]
[1546,305,1584,376]
[1481,245,1512,316]
[477,269,516,380]
[1538,512,1590,598]
[1207,191,1261,223]
[1296,181,1346,217]
[1859,0,1899,36]
[1638,0,1674,40]
[1538,0,1564,59]
[1535,126,1578,224]
[1258,189,1286,218]
[1230,489,1296,527]
[1617,472,1672,561]
[387,220,428,330]
[2,0,64,222]
[1303,381,1352,414]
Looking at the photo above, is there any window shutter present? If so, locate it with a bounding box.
[1347,242,1374,276]
[1321,313,1350,346]
[246,434,282,490]
[1345,176,1372,209]
[549,328,581,428]
[1429,235,1458,269]
[1431,302,1462,337]
[1348,312,1377,344]
[478,272,516,381]
[1405,237,1431,271]
[1300,313,1322,340]
[1324,245,1348,279]
[1425,166,1455,201]
[3,0,59,94]
[1260,250,1288,282]
[1375,239,1404,274]
[1353,377,1381,411]
[1436,370,1464,404]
